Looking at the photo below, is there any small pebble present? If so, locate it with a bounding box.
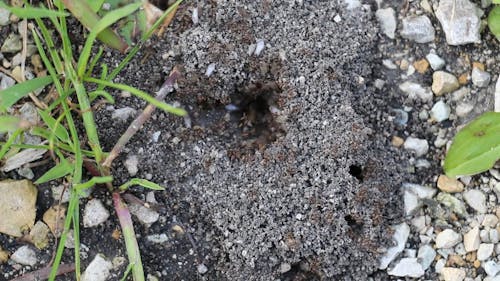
[464,226,480,252]
[471,67,491,87]
[463,189,487,214]
[125,155,139,176]
[400,15,435,43]
[441,267,466,281]
[477,243,494,261]
[430,100,451,122]
[426,53,445,70]
[403,137,429,157]
[437,175,464,193]
[82,254,113,281]
[11,245,37,266]
[432,71,460,96]
[436,229,462,248]
[197,263,208,274]
[83,199,110,228]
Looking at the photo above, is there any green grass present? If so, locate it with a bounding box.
[0,1,184,280]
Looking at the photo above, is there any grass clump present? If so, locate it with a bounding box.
[0,0,184,280]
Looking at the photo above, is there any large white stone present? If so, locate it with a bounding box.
[463,189,487,213]
[403,137,429,157]
[436,229,462,248]
[435,0,481,45]
[441,267,466,281]
[379,223,410,269]
[464,226,480,252]
[387,258,425,278]
[478,243,495,261]
[376,8,396,39]
[82,254,113,281]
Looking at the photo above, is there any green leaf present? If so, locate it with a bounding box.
[0,116,29,132]
[0,76,53,112]
[494,0,500,4]
[77,1,142,77]
[119,178,165,191]
[38,109,71,144]
[88,90,115,103]
[35,156,72,184]
[0,2,69,18]
[488,6,500,40]
[87,0,106,13]
[444,112,500,177]
[74,176,113,191]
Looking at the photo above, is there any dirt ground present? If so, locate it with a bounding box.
[0,1,414,280]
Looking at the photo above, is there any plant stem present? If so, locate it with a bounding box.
[113,192,144,281]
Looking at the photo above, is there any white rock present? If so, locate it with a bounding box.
[205,63,216,77]
[430,100,451,122]
[129,203,159,226]
[463,189,487,213]
[435,258,446,273]
[344,0,361,9]
[472,67,491,87]
[411,216,427,233]
[376,8,396,39]
[51,185,71,203]
[383,59,398,69]
[441,267,466,281]
[464,226,480,252]
[484,260,500,277]
[11,245,37,266]
[400,15,435,43]
[388,258,425,278]
[147,233,169,244]
[483,214,499,228]
[417,244,436,270]
[436,229,462,248]
[478,243,495,261]
[481,229,491,243]
[490,229,499,244]
[124,155,139,176]
[404,190,421,216]
[495,76,500,113]
[82,254,113,281]
[436,0,481,45]
[436,193,467,217]
[403,137,429,157]
[197,263,208,274]
[426,53,445,70]
[403,183,436,199]
[111,107,137,121]
[379,223,410,269]
[399,81,433,102]
[83,199,110,228]
[432,71,460,96]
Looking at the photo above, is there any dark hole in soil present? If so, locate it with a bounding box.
[150,0,170,10]
[229,81,283,148]
[349,164,363,181]
[279,260,322,281]
[345,214,364,234]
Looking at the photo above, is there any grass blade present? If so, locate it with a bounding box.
[119,178,165,191]
[84,77,187,116]
[35,156,72,184]
[38,109,71,144]
[77,1,142,77]
[62,0,130,53]
[87,0,106,13]
[0,2,69,18]
[0,128,23,160]
[0,76,53,112]
[0,116,31,132]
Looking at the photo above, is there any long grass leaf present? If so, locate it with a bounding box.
[0,128,23,160]
[87,0,106,12]
[77,2,141,77]
[35,156,72,184]
[84,77,187,116]
[38,110,71,144]
[0,116,30,132]
[119,178,165,191]
[0,2,69,18]
[0,76,53,112]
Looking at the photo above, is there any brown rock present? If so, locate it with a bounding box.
[472,62,485,71]
[29,221,51,249]
[414,59,429,74]
[437,175,464,193]
[446,254,466,267]
[391,136,404,147]
[43,205,66,237]
[0,180,37,237]
[458,73,469,85]
[432,71,460,96]
[0,246,8,264]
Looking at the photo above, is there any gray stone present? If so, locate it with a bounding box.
[197,263,208,274]
[11,245,37,266]
[400,15,435,43]
[0,8,10,26]
[430,100,451,122]
[436,193,467,217]
[403,137,429,157]
[436,229,462,248]
[464,226,480,252]
[490,229,499,244]
[147,233,169,244]
[124,155,139,176]
[484,260,500,277]
[1,34,22,53]
[472,67,491,87]
[478,243,495,261]
[399,81,433,102]
[387,258,425,278]
[426,53,445,70]
[83,199,110,228]
[456,102,474,117]
[111,107,137,121]
[379,223,410,269]
[0,73,15,90]
[432,71,459,96]
[376,8,396,39]
[417,244,436,270]
[436,0,481,45]
[403,183,436,199]
[463,189,487,213]
[435,259,446,273]
[129,203,160,226]
[82,254,113,281]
